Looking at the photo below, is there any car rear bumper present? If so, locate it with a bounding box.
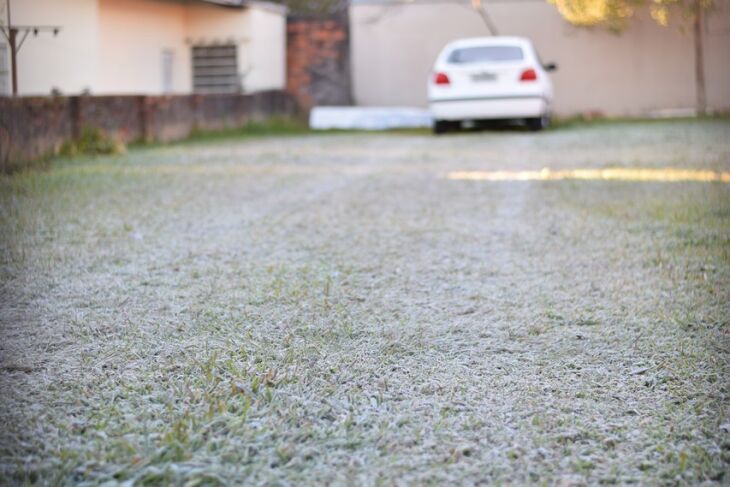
[429,95,548,121]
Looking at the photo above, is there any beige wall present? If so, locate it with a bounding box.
[2,0,285,96]
[246,7,286,92]
[100,0,286,95]
[350,1,730,117]
[704,3,730,111]
[98,0,190,94]
[1,0,99,96]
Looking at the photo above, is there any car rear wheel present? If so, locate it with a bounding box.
[526,114,550,132]
[433,120,451,135]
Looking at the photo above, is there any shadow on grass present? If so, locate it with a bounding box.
[9,114,730,175]
[172,117,434,145]
[433,114,730,135]
[88,113,730,151]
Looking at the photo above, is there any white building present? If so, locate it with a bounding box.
[0,0,287,96]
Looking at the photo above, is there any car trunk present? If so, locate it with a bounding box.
[443,61,535,99]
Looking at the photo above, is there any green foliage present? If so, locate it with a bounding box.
[60,127,126,157]
[271,0,345,16]
[548,0,714,31]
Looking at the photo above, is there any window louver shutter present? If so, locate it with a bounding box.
[192,45,239,93]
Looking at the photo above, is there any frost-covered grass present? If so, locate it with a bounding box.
[1,119,729,485]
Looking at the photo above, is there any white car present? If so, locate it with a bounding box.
[428,37,556,134]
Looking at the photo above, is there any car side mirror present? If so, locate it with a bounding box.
[543,62,558,72]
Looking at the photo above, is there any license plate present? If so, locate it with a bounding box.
[471,72,496,82]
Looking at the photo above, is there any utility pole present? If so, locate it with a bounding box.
[0,0,60,96]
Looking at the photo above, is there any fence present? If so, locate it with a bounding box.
[0,90,298,172]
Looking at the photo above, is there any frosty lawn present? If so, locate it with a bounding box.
[1,119,728,485]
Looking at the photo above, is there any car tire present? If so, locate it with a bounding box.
[526,114,550,132]
[433,120,450,135]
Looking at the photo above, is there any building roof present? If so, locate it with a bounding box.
[201,0,244,5]
[200,0,287,14]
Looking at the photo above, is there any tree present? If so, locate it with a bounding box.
[548,0,714,115]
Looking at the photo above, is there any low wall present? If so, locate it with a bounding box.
[0,97,74,167]
[0,90,297,172]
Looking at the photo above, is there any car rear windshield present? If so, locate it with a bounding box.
[447,45,524,64]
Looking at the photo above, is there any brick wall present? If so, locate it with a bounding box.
[0,97,73,168]
[0,90,297,172]
[287,14,352,112]
[144,96,197,143]
[73,96,146,142]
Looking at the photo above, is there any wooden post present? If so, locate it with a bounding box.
[694,0,706,116]
[9,27,17,96]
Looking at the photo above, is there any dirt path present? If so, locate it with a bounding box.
[1,120,729,485]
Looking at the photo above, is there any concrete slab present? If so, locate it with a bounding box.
[309,106,432,130]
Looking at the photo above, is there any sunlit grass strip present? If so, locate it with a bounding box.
[447,168,730,183]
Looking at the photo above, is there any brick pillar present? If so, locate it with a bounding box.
[286,13,352,113]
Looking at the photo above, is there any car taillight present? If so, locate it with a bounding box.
[434,72,450,85]
[520,68,537,82]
